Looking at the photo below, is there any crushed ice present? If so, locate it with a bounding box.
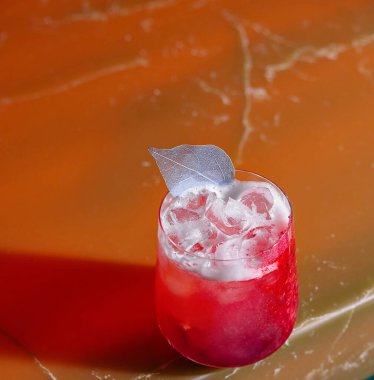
[161,181,288,262]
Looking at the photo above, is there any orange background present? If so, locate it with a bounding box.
[0,0,373,379]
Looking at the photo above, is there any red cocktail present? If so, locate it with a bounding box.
[155,170,298,367]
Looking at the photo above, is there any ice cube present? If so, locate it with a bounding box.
[170,207,201,223]
[240,186,273,219]
[183,189,216,215]
[170,189,217,221]
[171,219,214,253]
[161,208,199,241]
[240,225,279,268]
[202,227,226,255]
[185,190,209,210]
[205,197,252,236]
[167,233,184,252]
[215,237,242,259]
[189,243,204,253]
[242,226,276,255]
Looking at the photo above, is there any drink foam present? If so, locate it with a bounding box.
[159,179,291,281]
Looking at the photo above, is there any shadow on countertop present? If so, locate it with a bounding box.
[0,251,214,376]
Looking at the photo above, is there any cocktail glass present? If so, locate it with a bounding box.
[155,170,298,367]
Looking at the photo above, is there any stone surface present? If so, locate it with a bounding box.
[0,0,373,379]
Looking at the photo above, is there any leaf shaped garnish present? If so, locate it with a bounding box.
[148,144,235,196]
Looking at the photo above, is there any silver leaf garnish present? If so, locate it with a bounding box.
[148,144,235,196]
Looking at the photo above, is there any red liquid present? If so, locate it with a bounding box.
[155,223,298,367]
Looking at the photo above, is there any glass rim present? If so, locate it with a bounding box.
[158,169,293,262]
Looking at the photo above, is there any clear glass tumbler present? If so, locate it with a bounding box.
[155,170,298,367]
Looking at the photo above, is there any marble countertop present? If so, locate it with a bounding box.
[0,0,373,379]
